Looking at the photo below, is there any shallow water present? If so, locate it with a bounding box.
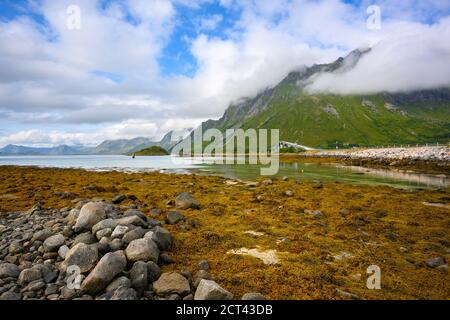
[0,155,447,189]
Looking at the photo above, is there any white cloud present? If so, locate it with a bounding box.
[0,0,449,147]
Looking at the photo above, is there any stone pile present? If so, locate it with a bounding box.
[0,195,264,300]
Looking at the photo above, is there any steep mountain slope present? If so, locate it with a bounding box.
[201,49,450,148]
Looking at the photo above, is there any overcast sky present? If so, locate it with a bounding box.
[0,0,449,147]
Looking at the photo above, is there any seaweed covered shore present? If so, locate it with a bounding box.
[0,166,449,300]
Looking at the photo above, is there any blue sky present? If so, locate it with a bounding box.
[0,0,449,147]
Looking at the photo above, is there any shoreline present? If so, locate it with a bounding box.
[0,166,449,300]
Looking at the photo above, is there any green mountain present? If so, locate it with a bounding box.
[131,146,169,156]
[201,49,450,149]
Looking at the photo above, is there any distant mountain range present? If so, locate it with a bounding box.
[0,129,192,156]
[198,48,450,148]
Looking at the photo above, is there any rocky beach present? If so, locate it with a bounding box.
[283,146,450,174]
[0,166,449,300]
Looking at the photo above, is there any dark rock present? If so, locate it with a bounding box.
[166,211,185,225]
[0,263,20,279]
[129,261,148,294]
[144,227,173,251]
[0,292,21,300]
[147,261,161,283]
[112,195,127,205]
[158,253,175,265]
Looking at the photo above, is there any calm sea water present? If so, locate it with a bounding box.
[0,155,447,189]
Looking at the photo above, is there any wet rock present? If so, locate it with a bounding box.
[81,251,127,294]
[0,263,20,279]
[194,279,233,300]
[125,238,159,263]
[74,202,107,233]
[144,227,173,251]
[241,293,265,300]
[175,192,200,209]
[43,234,65,252]
[153,272,191,297]
[61,243,98,273]
[106,276,131,292]
[129,261,148,294]
[166,211,185,225]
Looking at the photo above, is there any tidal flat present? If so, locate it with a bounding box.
[0,166,449,300]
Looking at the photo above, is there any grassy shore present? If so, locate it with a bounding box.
[0,166,449,299]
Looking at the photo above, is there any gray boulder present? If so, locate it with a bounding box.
[0,263,20,279]
[74,202,107,232]
[81,251,127,294]
[125,238,159,263]
[61,243,98,273]
[153,272,191,297]
[194,279,233,300]
[144,227,173,251]
[92,219,117,234]
[43,234,65,252]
